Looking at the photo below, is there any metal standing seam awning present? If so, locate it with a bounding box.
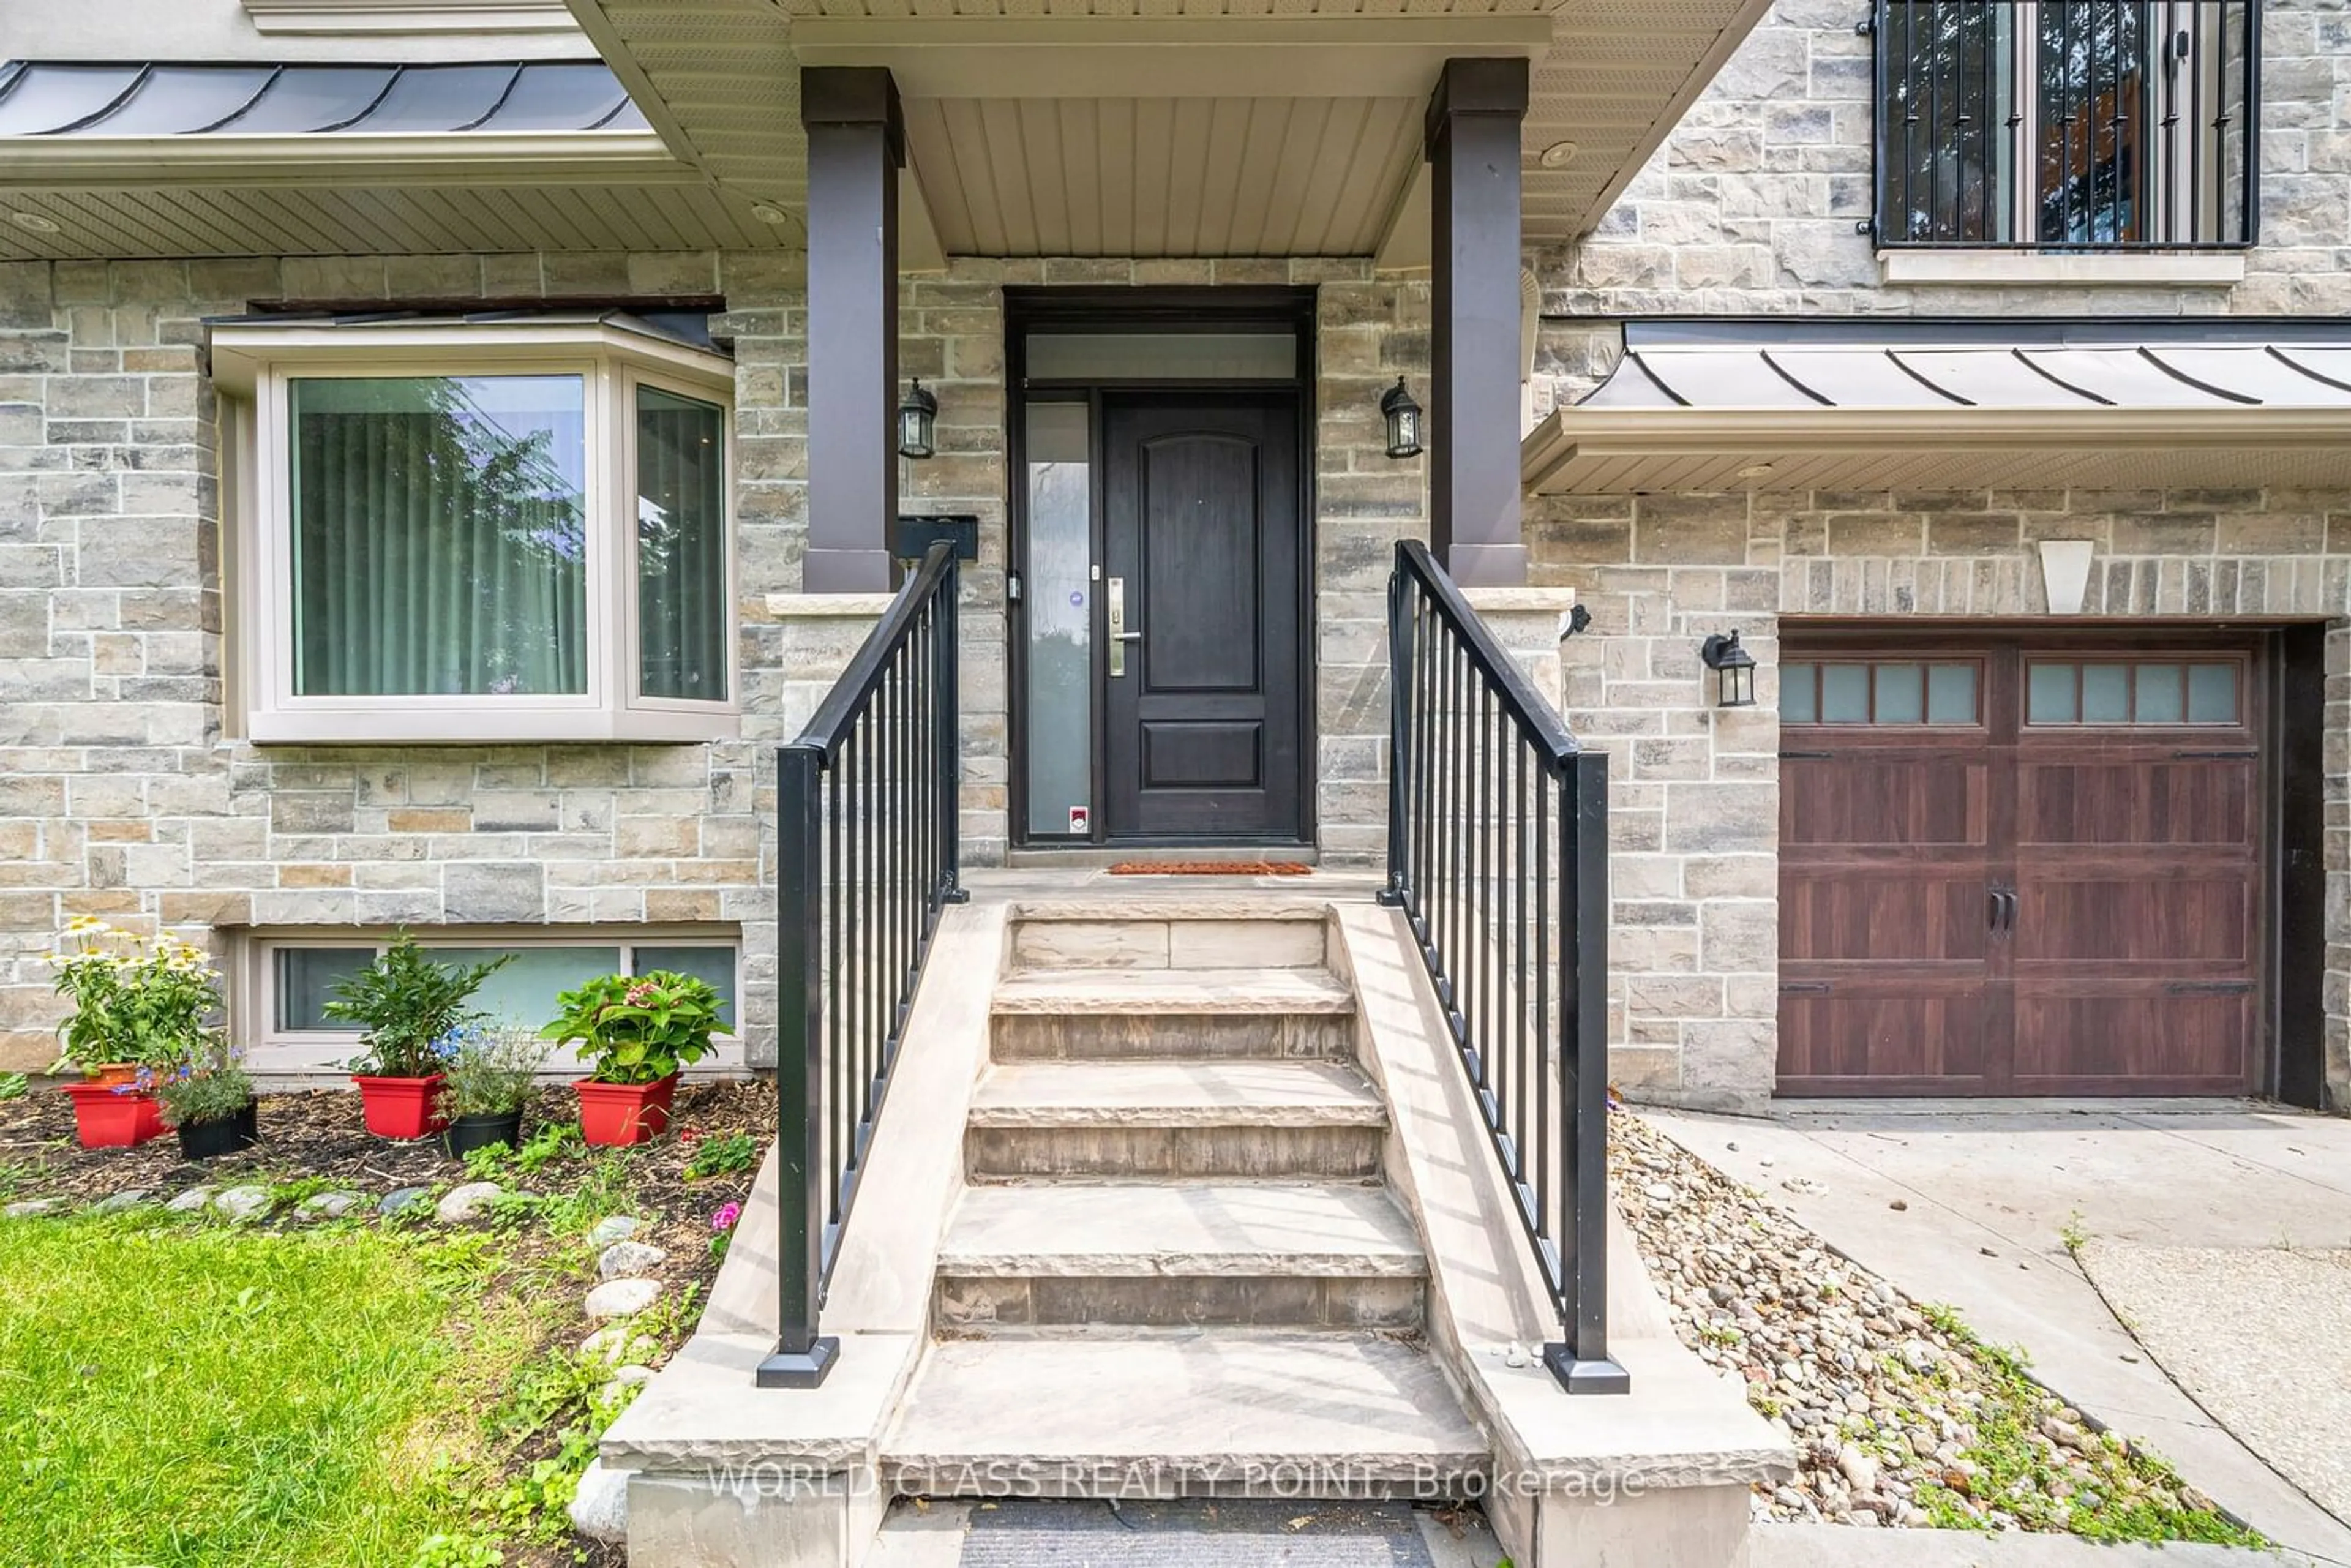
[1521,327,2351,495]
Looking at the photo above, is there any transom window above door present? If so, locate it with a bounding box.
[1782,661,1979,726]
[2025,659,2240,725]
[211,317,737,744]
[1870,0,2256,249]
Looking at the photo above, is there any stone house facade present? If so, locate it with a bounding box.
[2,0,2344,1114]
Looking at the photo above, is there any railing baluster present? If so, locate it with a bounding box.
[762,543,963,1389]
[1381,541,1623,1397]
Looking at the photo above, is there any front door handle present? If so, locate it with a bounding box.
[1107,577,1139,676]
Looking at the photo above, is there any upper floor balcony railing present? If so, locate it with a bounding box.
[1868,0,2257,249]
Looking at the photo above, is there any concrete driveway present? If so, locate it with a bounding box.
[1639,1100,2351,1566]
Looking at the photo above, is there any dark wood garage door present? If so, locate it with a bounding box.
[1778,632,2263,1097]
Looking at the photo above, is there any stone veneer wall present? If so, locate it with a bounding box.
[0,250,806,1073]
[1524,484,2351,1112]
[894,257,1430,867]
[1528,0,2351,338]
[1505,0,2351,1111]
[0,247,1442,1074]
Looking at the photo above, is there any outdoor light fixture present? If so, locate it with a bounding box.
[1381,377,1423,459]
[1700,630,1757,708]
[896,377,937,460]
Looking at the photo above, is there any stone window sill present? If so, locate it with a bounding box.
[1877,250,2246,288]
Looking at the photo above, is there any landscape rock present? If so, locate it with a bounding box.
[587,1215,645,1248]
[300,1191,363,1220]
[1610,1111,2230,1534]
[213,1186,272,1221]
[580,1323,659,1365]
[598,1240,669,1280]
[2,1198,63,1218]
[598,1363,656,1406]
[378,1186,431,1217]
[165,1188,216,1213]
[435,1182,503,1223]
[91,1190,151,1215]
[584,1277,662,1320]
[568,1459,631,1543]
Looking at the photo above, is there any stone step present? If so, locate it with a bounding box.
[991,967,1356,1061]
[882,1335,1488,1499]
[934,1181,1426,1332]
[967,1060,1389,1180]
[1009,910,1330,973]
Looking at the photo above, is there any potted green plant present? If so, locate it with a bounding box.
[47,918,223,1149]
[435,1024,550,1160]
[152,1042,258,1161]
[324,933,511,1141]
[543,971,724,1146]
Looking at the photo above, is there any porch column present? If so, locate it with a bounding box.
[800,66,902,593]
[1426,57,1530,587]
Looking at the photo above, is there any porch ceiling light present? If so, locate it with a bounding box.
[9,211,61,234]
[1538,141,1578,169]
[1700,630,1757,709]
[896,377,937,460]
[1381,377,1423,460]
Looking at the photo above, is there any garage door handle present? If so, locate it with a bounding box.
[1988,888,2017,934]
[2166,980,2252,995]
[2172,748,2257,759]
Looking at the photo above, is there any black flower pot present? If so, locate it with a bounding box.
[443,1110,525,1161]
[177,1101,259,1161]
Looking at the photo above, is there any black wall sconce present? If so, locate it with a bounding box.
[1381,377,1423,459]
[896,377,937,460]
[1700,631,1757,708]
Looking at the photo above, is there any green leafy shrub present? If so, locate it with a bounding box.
[325,933,511,1078]
[542,970,723,1085]
[684,1130,757,1180]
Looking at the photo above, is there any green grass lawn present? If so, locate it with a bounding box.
[0,1214,542,1568]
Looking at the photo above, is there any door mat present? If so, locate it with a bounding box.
[1106,861,1314,877]
[959,1499,1435,1566]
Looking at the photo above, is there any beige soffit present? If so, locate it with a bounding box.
[1522,342,2351,495]
[563,0,1775,258]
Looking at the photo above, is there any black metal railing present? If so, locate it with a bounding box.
[1381,541,1625,1395]
[1870,0,2257,249]
[759,541,966,1389]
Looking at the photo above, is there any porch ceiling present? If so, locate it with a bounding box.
[566,0,1774,260]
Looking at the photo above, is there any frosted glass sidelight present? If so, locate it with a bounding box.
[1025,402,1094,837]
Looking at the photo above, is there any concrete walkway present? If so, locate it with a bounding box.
[1752,1523,2319,1568]
[1641,1100,2351,1566]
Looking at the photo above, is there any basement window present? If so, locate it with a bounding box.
[211,317,737,745]
[242,930,740,1074]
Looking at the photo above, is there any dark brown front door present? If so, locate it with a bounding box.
[1779,632,2263,1097]
[1100,393,1303,840]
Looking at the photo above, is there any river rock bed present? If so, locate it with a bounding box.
[1609,1109,2248,1540]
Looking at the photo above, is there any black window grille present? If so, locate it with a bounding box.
[1870,0,2257,249]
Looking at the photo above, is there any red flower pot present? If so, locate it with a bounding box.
[64,1081,167,1149]
[351,1074,449,1141]
[574,1075,680,1147]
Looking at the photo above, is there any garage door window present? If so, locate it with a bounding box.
[1783,661,1977,726]
[2025,661,2238,726]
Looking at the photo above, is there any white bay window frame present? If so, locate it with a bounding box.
[213,318,738,745]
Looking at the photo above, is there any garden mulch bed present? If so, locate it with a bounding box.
[0,1077,772,1567]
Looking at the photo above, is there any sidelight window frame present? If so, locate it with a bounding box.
[212,318,738,745]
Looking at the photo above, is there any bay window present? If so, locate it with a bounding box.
[214,316,736,743]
